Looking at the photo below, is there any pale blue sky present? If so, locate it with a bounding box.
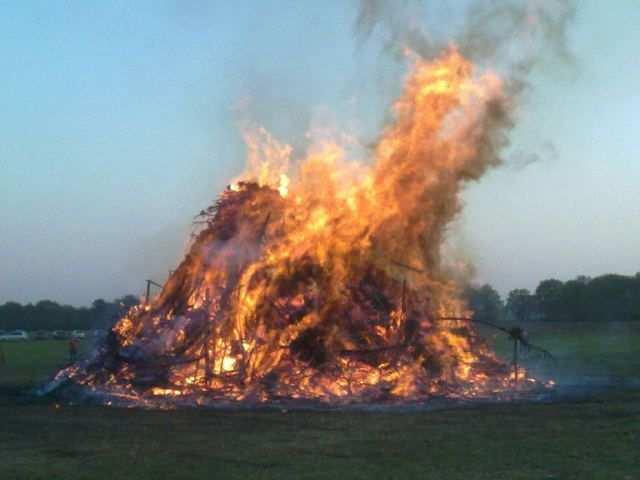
[1,1,638,305]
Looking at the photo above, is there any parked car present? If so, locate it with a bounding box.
[71,330,86,339]
[0,330,29,341]
[52,330,70,340]
[31,330,53,340]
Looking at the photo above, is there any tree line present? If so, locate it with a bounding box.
[1,272,639,331]
[0,296,139,332]
[465,272,640,324]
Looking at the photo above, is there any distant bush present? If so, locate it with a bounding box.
[0,295,139,331]
[505,273,640,323]
[4,272,640,330]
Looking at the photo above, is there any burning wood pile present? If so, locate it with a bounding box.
[49,49,549,407]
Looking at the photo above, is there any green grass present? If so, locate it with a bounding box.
[0,324,639,480]
[488,321,640,380]
[0,340,77,390]
[1,390,638,479]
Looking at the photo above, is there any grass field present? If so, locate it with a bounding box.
[1,324,639,480]
[0,340,79,390]
[489,321,640,381]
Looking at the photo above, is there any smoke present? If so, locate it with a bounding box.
[355,0,575,287]
[355,0,576,72]
[354,0,577,150]
[510,140,559,170]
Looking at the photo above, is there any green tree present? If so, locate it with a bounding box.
[535,279,564,320]
[558,279,589,321]
[465,284,504,324]
[0,302,23,330]
[506,289,538,323]
[586,274,636,322]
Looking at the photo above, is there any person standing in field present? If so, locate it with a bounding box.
[68,336,79,363]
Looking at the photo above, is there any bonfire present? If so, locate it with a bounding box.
[49,49,548,407]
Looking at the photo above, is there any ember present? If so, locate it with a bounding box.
[50,49,549,407]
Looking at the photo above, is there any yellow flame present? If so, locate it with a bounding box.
[85,47,533,405]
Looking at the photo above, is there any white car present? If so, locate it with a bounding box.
[71,330,86,339]
[0,330,29,341]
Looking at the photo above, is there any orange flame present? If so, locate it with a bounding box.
[63,48,544,406]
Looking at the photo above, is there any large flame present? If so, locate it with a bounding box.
[55,49,542,406]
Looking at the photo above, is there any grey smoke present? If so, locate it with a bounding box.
[510,140,559,170]
[355,0,576,167]
[355,0,576,68]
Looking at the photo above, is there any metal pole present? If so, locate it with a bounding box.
[145,280,152,305]
[513,339,519,387]
[144,279,163,305]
